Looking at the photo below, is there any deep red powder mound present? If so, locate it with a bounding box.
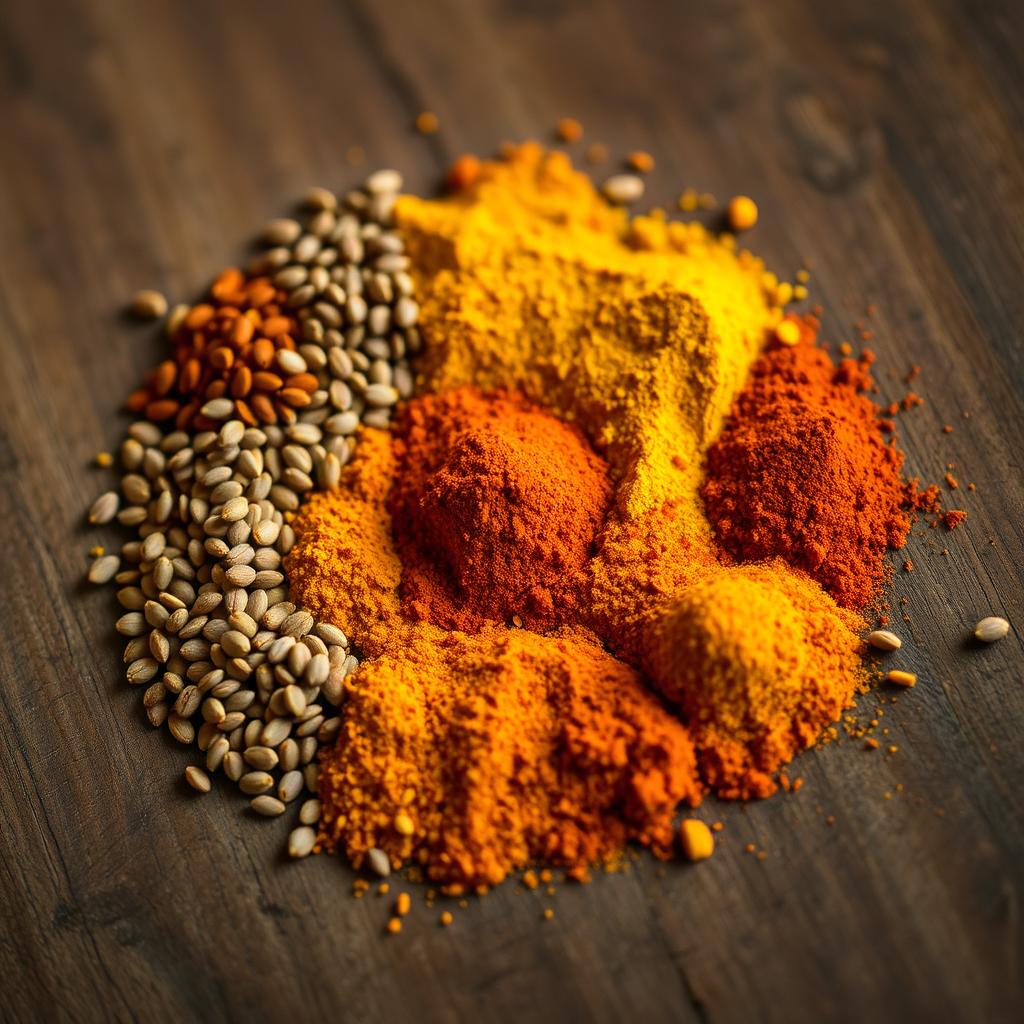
[702,340,916,610]
[388,386,612,633]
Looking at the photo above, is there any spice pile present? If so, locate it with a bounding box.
[84,134,1007,917]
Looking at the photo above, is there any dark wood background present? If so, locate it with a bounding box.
[1,0,1021,1021]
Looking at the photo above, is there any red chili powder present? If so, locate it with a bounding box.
[388,386,612,633]
[702,331,919,609]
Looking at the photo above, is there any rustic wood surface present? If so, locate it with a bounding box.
[1,0,1021,1020]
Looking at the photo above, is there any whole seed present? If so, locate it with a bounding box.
[288,825,317,858]
[974,616,1010,643]
[88,554,121,584]
[184,765,211,793]
[299,798,321,825]
[89,492,120,524]
[131,289,168,319]
[239,770,275,795]
[601,174,645,204]
[867,630,902,651]
[251,795,287,817]
[366,847,391,878]
[278,770,303,803]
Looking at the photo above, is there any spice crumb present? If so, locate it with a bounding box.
[943,509,967,530]
[679,819,714,862]
[415,111,439,135]
[727,195,758,232]
[627,150,654,173]
[556,118,583,143]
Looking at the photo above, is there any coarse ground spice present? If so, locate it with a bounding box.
[702,326,918,609]
[317,626,700,888]
[388,387,611,633]
[645,562,866,799]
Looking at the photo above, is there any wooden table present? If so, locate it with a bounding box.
[2,1,1021,1020]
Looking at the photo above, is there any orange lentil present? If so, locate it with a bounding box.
[446,154,481,191]
[556,118,583,143]
[628,150,654,173]
[415,111,439,134]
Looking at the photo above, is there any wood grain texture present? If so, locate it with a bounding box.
[0,0,1021,1021]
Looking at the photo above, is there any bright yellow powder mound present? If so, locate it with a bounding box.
[645,563,865,799]
[395,142,786,657]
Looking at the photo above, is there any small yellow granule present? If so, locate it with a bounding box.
[728,195,758,232]
[680,819,714,862]
[886,670,917,688]
[775,320,802,346]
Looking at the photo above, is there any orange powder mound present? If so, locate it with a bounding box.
[389,387,612,632]
[645,562,866,799]
[316,626,701,888]
[702,339,914,609]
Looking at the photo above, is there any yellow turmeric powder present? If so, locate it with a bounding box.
[646,563,866,799]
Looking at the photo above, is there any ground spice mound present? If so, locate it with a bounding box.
[317,627,701,888]
[646,562,865,799]
[389,387,611,632]
[702,336,913,609]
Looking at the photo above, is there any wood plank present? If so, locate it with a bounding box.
[0,0,1020,1020]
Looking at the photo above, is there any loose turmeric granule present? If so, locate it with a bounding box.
[557,117,583,143]
[628,150,655,173]
[679,819,714,861]
[646,563,864,798]
[446,154,481,191]
[886,671,917,688]
[727,195,758,231]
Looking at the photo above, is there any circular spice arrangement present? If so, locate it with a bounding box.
[84,133,1001,928]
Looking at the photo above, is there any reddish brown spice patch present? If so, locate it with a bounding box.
[943,509,968,530]
[389,387,612,632]
[702,328,921,609]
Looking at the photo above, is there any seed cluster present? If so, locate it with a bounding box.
[128,170,419,436]
[90,414,356,852]
[87,171,420,856]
